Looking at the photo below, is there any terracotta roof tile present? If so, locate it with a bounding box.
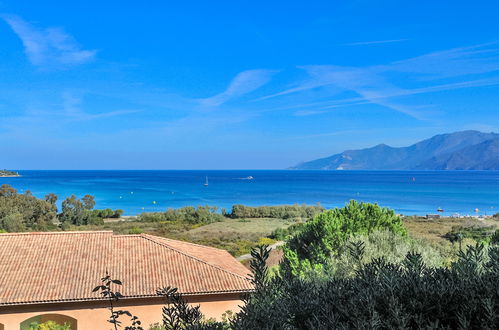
[0,231,252,306]
[143,235,250,278]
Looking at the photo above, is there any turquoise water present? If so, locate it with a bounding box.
[1,170,499,216]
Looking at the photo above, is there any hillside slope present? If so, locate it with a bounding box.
[291,131,499,170]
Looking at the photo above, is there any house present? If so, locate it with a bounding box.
[0,231,253,329]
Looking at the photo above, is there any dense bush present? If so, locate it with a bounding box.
[444,223,497,244]
[0,184,57,231]
[233,243,499,329]
[282,200,406,276]
[270,223,304,240]
[493,230,499,245]
[59,195,123,226]
[128,226,144,234]
[88,208,123,219]
[229,204,324,219]
[138,206,224,224]
[59,195,91,225]
[326,229,446,278]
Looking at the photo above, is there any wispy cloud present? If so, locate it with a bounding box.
[1,92,139,128]
[344,39,408,46]
[387,41,499,78]
[259,42,499,119]
[59,92,139,121]
[199,69,276,107]
[265,76,499,117]
[2,14,96,68]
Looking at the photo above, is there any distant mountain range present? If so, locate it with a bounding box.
[290,131,499,170]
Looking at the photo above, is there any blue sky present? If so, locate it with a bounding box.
[1,0,499,169]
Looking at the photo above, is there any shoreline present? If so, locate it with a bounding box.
[3,170,498,217]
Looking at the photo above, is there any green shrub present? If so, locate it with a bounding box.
[87,216,104,226]
[87,208,124,221]
[270,223,304,240]
[138,212,166,222]
[138,206,224,225]
[128,227,144,234]
[282,200,407,276]
[0,212,26,232]
[257,237,277,246]
[326,229,446,278]
[444,224,496,244]
[492,230,499,245]
[229,204,324,219]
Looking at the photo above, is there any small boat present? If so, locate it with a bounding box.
[437,208,444,212]
[245,176,254,180]
[411,177,416,182]
[204,176,209,187]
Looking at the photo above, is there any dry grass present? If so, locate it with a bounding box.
[178,218,300,256]
[403,216,499,258]
[403,216,498,242]
[186,217,297,240]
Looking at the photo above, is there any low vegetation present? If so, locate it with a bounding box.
[175,218,285,256]
[325,229,448,278]
[444,222,498,245]
[228,204,324,219]
[137,206,225,224]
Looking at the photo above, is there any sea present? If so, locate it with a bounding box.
[1,170,499,216]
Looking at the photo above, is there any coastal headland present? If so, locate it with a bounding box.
[0,170,20,177]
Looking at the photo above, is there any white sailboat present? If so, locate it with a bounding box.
[204,176,209,187]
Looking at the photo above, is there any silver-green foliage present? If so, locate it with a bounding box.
[327,229,446,278]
